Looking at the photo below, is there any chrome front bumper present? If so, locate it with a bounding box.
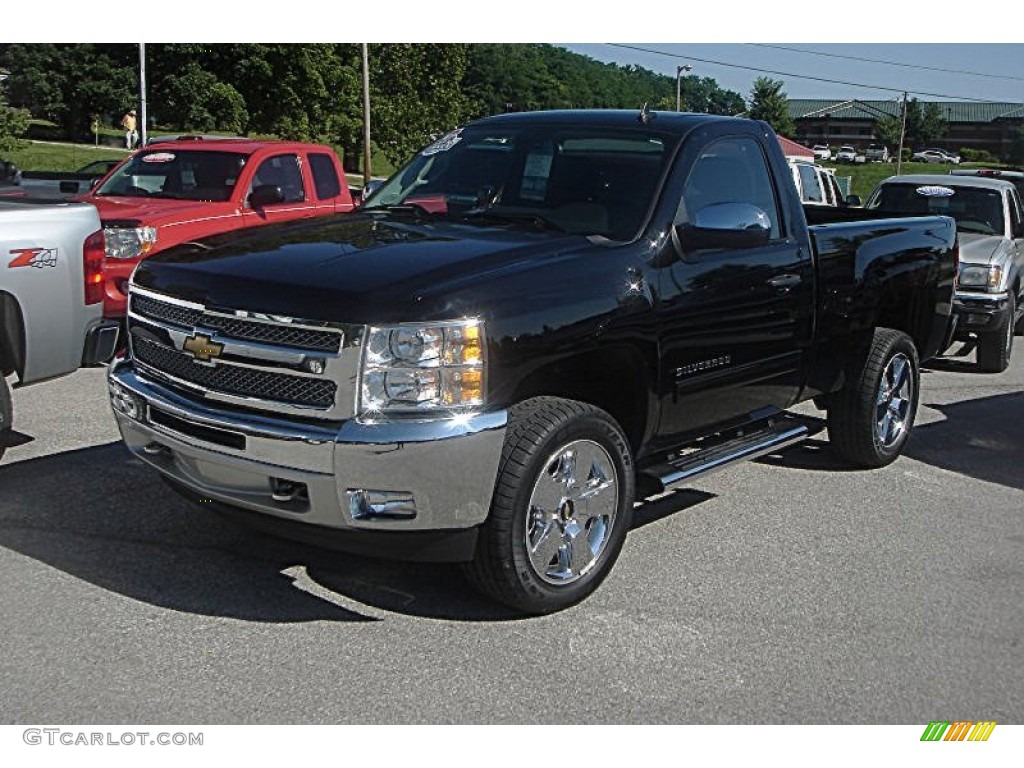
[108,359,507,534]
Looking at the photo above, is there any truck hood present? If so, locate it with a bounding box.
[957,233,1004,265]
[132,214,596,324]
[87,195,234,226]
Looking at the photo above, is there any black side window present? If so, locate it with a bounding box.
[251,154,305,204]
[309,153,341,200]
[684,137,782,238]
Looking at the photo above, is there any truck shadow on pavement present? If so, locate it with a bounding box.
[0,443,715,622]
[758,391,1024,492]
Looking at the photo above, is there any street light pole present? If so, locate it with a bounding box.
[361,43,372,188]
[676,64,693,112]
[138,43,148,148]
[896,91,908,176]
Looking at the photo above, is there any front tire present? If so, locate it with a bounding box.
[827,328,920,468]
[976,294,1015,373]
[464,397,635,614]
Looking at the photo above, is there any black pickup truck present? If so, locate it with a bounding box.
[107,110,957,614]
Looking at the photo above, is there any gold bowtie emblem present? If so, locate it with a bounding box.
[182,333,223,362]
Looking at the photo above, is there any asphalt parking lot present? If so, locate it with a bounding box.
[1,344,1021,725]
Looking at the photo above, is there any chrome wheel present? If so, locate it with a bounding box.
[525,439,618,585]
[875,352,913,448]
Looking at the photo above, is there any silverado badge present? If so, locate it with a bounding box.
[182,333,223,362]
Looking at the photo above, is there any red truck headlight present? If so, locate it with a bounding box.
[104,225,157,260]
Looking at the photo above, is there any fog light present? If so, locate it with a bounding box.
[347,490,417,520]
[108,382,143,420]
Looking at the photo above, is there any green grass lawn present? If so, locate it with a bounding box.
[5,141,132,172]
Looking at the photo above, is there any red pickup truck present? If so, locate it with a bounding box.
[81,138,355,318]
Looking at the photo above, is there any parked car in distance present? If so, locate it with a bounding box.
[912,149,956,164]
[79,137,355,319]
[865,144,890,162]
[866,174,1024,372]
[812,144,832,161]
[925,147,961,164]
[108,109,957,614]
[835,145,858,163]
[1,198,120,459]
[20,158,122,197]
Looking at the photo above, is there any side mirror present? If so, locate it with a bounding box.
[845,194,862,207]
[59,180,81,194]
[357,179,384,206]
[89,177,101,189]
[677,202,771,253]
[249,184,285,208]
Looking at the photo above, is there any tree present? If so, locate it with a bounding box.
[368,44,472,166]
[917,102,948,146]
[874,111,903,149]
[747,77,795,137]
[0,76,29,155]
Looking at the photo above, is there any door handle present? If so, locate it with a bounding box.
[768,273,802,290]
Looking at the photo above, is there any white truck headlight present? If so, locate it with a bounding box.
[104,225,157,260]
[360,320,485,413]
[958,263,1002,291]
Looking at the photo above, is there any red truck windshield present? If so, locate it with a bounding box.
[364,125,678,240]
[95,150,250,202]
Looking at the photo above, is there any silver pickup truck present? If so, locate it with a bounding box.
[1,199,120,458]
[866,174,1024,372]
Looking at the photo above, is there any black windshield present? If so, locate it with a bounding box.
[363,125,678,240]
[868,183,1005,235]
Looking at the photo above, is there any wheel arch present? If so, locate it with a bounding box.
[0,291,26,381]
[503,343,656,456]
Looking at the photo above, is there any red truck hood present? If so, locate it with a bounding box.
[87,195,235,226]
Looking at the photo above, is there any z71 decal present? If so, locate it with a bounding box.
[8,247,58,269]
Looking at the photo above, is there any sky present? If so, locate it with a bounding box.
[559,44,1024,105]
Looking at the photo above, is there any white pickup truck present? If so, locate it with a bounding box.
[1,199,120,458]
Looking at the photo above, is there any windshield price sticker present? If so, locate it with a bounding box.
[421,129,463,156]
[916,185,955,197]
[142,153,176,163]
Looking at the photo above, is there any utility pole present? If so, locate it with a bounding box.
[361,43,372,187]
[138,43,147,148]
[676,64,693,112]
[896,91,908,176]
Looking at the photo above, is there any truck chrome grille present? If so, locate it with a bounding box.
[133,335,337,408]
[130,292,343,353]
[200,315,342,353]
[131,293,202,328]
[126,285,360,420]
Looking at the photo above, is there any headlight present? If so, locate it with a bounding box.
[958,263,1002,291]
[104,226,157,260]
[359,320,485,413]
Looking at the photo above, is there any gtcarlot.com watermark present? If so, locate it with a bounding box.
[23,728,203,747]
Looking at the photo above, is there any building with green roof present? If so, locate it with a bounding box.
[788,99,1024,160]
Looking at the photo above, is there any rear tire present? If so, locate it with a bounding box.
[464,397,635,615]
[827,328,920,468]
[976,294,1014,373]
